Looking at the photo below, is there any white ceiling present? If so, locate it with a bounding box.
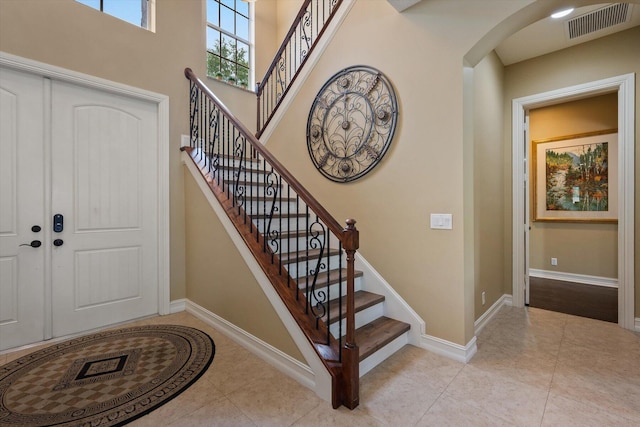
[495,3,640,65]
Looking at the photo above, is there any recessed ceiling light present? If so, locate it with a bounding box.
[551,8,574,19]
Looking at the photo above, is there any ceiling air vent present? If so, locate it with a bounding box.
[565,3,633,39]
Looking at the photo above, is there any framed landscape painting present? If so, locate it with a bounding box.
[532,130,618,223]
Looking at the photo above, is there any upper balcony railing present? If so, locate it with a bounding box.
[255,0,344,138]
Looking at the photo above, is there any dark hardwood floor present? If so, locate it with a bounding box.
[529,276,617,323]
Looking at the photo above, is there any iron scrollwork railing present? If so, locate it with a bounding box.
[185,68,359,408]
[256,0,343,138]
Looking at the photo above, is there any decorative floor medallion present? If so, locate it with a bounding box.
[0,325,215,427]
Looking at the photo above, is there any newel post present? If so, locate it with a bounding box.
[341,218,359,409]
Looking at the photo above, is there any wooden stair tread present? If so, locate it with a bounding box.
[297,268,363,290]
[279,247,341,264]
[356,316,411,362]
[322,290,384,325]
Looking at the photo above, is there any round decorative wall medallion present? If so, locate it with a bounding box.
[306,65,398,182]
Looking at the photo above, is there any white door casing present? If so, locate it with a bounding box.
[512,74,635,330]
[0,53,170,351]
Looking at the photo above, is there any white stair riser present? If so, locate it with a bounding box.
[329,303,385,338]
[359,333,409,377]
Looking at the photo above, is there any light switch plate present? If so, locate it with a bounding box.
[430,213,452,230]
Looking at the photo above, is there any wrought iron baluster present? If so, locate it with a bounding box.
[326,223,331,343]
[338,240,343,358]
[308,215,326,331]
[188,82,197,149]
[295,194,300,300]
[233,132,246,220]
[280,178,285,276]
[304,204,310,314]
[265,167,279,262]
[209,101,221,184]
[223,116,228,200]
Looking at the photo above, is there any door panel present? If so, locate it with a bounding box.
[50,81,159,337]
[75,247,141,308]
[74,106,141,231]
[0,67,46,350]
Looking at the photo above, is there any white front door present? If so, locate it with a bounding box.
[0,67,46,350]
[50,80,159,337]
[0,68,160,350]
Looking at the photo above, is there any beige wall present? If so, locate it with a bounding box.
[276,0,305,41]
[262,0,535,345]
[504,26,640,316]
[184,170,304,361]
[473,51,506,320]
[529,94,618,278]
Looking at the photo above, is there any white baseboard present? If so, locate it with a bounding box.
[170,299,186,314]
[475,294,512,335]
[185,299,316,390]
[360,333,408,377]
[529,269,618,288]
[418,293,514,363]
[420,334,477,363]
[635,318,640,332]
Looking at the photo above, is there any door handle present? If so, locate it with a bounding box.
[53,239,64,247]
[20,240,42,248]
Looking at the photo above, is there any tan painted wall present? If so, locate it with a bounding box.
[529,94,618,278]
[504,26,640,316]
[473,51,506,320]
[184,170,305,361]
[262,0,534,345]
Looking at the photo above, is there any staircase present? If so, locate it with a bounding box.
[184,69,410,408]
[182,0,411,410]
[220,154,411,367]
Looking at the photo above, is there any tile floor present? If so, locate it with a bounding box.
[2,306,639,426]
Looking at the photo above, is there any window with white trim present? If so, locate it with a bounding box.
[206,0,252,89]
[75,0,154,31]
